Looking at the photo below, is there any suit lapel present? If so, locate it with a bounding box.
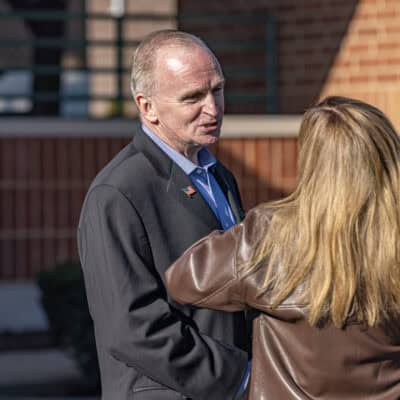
[133,126,172,178]
[212,164,245,223]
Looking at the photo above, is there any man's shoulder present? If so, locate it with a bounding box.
[80,139,162,218]
[92,138,161,189]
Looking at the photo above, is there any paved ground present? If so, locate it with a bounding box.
[1,395,99,399]
[0,283,100,399]
[0,348,99,399]
[0,348,100,398]
[0,282,49,333]
[0,397,95,400]
[0,397,98,400]
[0,349,81,386]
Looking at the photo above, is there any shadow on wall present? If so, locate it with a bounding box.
[178,0,359,113]
[275,0,359,113]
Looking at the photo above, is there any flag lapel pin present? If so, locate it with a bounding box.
[182,185,197,197]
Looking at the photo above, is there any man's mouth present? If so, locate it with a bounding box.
[201,121,219,131]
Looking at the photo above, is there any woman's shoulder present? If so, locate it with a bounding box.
[242,203,275,230]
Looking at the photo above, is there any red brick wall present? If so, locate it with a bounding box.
[0,137,129,280]
[320,0,400,129]
[0,136,297,280]
[179,0,400,128]
[213,138,297,208]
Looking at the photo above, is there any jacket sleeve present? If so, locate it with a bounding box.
[77,184,248,400]
[165,206,265,311]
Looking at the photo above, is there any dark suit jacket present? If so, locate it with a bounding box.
[77,126,249,400]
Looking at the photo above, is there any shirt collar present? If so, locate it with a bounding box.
[141,123,217,175]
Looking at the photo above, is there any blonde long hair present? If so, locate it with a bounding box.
[254,96,400,328]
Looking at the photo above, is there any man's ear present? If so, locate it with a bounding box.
[135,94,158,124]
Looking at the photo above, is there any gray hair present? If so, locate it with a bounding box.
[130,30,219,98]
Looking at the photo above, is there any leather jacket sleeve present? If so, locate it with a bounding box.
[165,205,270,310]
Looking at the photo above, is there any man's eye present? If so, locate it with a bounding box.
[212,86,224,95]
[183,94,202,103]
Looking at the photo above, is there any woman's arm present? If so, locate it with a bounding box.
[165,205,268,311]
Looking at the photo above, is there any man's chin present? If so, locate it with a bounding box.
[196,133,219,147]
[205,135,219,145]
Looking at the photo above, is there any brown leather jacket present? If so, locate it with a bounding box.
[165,205,400,400]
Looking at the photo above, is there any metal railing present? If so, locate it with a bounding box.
[0,7,277,117]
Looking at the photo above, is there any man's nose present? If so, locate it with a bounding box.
[203,93,219,116]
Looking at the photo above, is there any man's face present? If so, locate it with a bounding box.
[140,45,225,157]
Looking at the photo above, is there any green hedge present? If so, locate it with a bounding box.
[36,261,100,391]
